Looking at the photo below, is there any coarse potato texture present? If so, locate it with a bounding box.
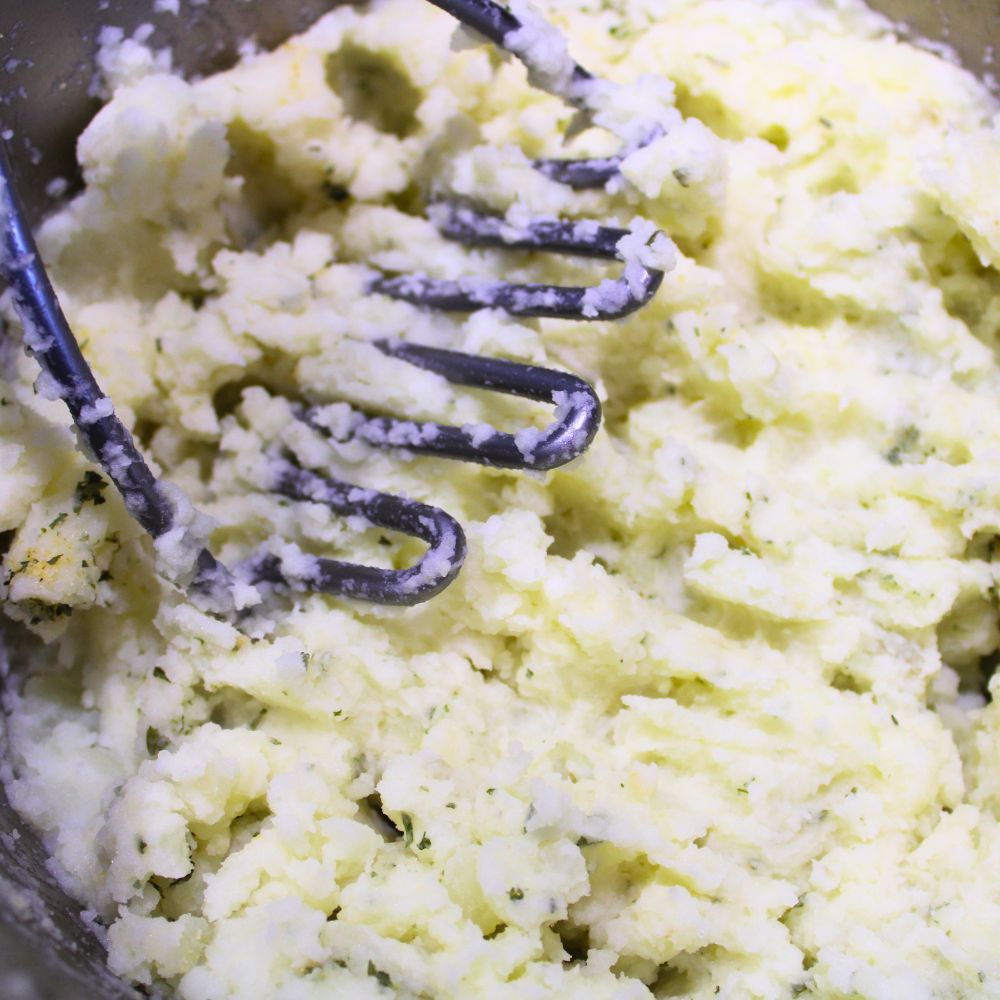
[4,0,1000,997]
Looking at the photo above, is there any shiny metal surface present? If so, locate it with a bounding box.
[0,0,337,225]
[873,0,1000,85]
[0,0,995,996]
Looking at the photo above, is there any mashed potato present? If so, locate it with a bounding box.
[4,0,1000,996]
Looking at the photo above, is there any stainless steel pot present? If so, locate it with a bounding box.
[0,0,998,996]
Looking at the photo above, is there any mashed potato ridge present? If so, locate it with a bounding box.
[4,0,1000,997]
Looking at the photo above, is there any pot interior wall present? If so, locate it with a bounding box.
[0,0,997,996]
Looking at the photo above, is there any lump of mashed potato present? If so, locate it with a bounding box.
[4,0,1000,996]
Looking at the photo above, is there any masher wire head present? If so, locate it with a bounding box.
[0,0,668,607]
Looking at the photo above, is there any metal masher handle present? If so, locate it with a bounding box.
[0,142,175,539]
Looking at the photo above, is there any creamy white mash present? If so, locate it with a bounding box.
[4,0,1000,996]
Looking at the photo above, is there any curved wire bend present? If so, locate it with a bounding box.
[238,459,467,605]
[371,205,664,321]
[305,338,602,471]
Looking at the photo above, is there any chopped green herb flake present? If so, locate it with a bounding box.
[508,887,524,901]
[73,471,108,512]
[884,425,919,466]
[145,727,168,756]
[367,961,392,988]
[401,812,414,847]
[48,513,68,529]
[322,180,351,202]
[28,602,73,622]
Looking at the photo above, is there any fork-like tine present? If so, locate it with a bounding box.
[304,338,602,470]
[369,205,664,320]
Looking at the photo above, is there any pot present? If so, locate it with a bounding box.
[0,1,997,996]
